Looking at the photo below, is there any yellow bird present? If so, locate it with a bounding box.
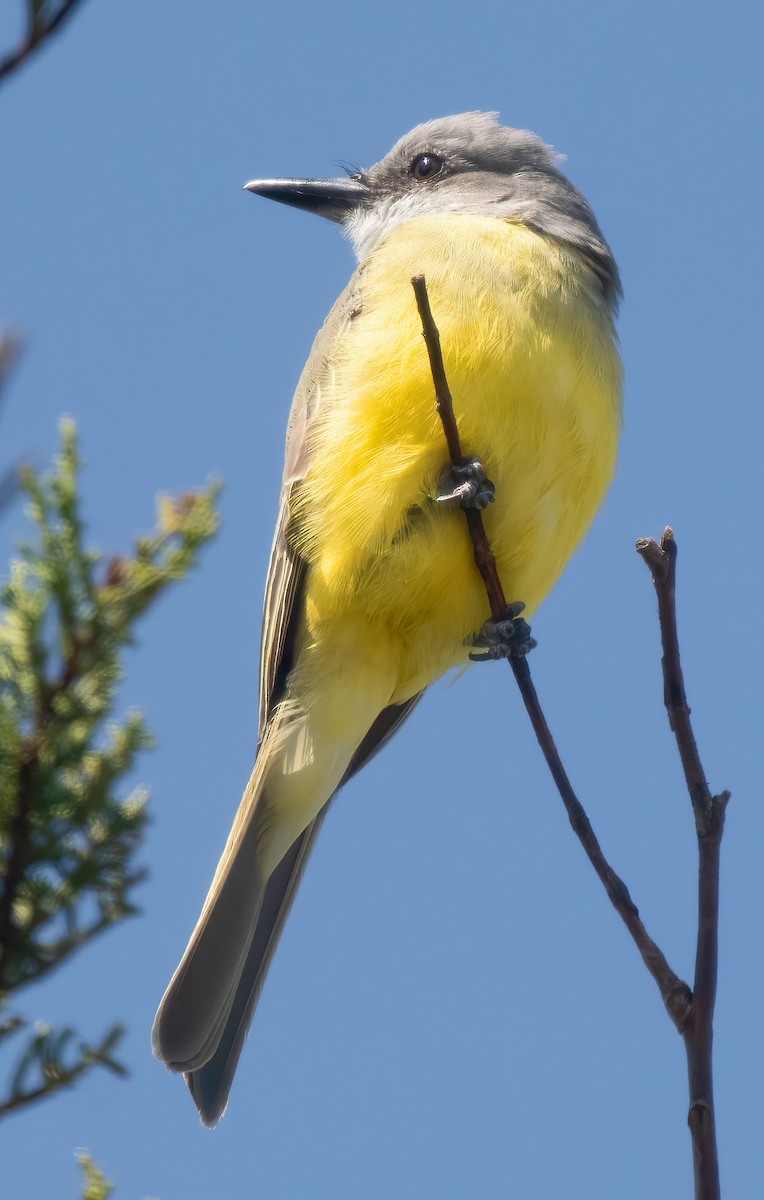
[152,111,622,1125]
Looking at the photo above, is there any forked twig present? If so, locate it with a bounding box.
[412,274,688,1022]
[636,531,729,1200]
[412,274,727,1200]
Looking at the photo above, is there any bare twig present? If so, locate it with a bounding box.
[412,273,691,1026]
[0,0,87,88]
[413,275,732,1198]
[637,529,729,1200]
[412,278,506,617]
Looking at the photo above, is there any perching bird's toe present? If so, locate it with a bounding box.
[436,457,496,510]
[468,602,537,661]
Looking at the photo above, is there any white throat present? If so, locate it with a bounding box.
[343,191,476,262]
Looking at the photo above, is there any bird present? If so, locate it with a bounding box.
[152,111,622,1126]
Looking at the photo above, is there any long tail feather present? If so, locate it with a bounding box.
[152,700,348,1075]
[153,680,420,1122]
[185,808,329,1125]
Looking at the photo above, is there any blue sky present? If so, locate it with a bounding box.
[2,0,763,1195]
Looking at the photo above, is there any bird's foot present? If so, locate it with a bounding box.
[436,457,495,510]
[468,602,537,661]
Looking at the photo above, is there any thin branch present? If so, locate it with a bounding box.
[0,0,87,88]
[412,277,506,615]
[0,1026,126,1120]
[635,534,716,812]
[411,274,691,1028]
[0,1073,74,1118]
[637,530,729,1200]
[1,897,145,997]
[413,275,729,1200]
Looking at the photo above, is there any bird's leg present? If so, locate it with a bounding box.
[436,456,495,510]
[468,601,537,661]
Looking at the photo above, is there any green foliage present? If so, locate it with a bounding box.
[0,419,219,1117]
[0,1019,126,1119]
[76,1151,114,1200]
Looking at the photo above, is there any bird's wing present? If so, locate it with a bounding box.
[254,258,426,962]
[257,272,362,736]
[184,271,425,1124]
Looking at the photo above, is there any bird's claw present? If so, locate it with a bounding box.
[436,457,495,510]
[468,602,537,661]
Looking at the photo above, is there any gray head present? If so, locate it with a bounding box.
[246,113,620,311]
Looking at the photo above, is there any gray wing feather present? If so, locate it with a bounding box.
[257,275,364,735]
[256,494,304,737]
[181,275,389,1122]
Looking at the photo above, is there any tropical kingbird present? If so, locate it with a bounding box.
[153,112,622,1126]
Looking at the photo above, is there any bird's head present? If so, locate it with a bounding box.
[245,112,619,306]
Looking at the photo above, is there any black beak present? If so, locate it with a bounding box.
[243,176,369,223]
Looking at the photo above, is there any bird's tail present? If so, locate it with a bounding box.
[151,701,352,1124]
[185,809,328,1126]
[178,688,425,1124]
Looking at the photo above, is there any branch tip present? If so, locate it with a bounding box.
[635,536,670,580]
[660,526,676,553]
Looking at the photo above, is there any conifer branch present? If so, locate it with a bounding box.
[0,1020,125,1118]
[0,420,220,1117]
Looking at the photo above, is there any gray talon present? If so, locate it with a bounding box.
[468,603,537,661]
[437,457,495,510]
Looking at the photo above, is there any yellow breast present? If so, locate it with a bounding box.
[293,213,622,701]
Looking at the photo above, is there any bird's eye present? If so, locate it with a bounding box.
[410,153,445,181]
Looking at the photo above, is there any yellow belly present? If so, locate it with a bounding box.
[292,213,622,703]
